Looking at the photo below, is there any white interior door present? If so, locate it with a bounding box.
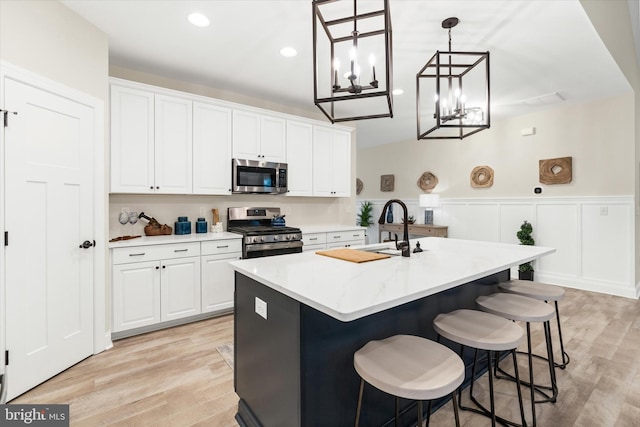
[3,77,94,400]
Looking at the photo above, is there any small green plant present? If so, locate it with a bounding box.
[357,201,373,227]
[517,220,535,272]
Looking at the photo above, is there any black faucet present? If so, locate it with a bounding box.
[378,199,410,257]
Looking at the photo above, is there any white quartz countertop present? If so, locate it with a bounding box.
[298,224,366,234]
[230,237,555,322]
[108,231,242,248]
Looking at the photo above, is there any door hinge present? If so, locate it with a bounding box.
[5,350,8,366]
[4,231,7,246]
[0,109,18,128]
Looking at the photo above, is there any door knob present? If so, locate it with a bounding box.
[79,240,95,249]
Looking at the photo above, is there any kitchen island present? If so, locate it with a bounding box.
[230,237,555,427]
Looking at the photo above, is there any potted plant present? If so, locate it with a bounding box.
[357,201,373,227]
[517,220,535,280]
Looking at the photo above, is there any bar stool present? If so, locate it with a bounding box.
[499,279,570,368]
[434,309,527,427]
[353,334,465,427]
[476,293,557,427]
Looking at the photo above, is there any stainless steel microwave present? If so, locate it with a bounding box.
[232,159,288,194]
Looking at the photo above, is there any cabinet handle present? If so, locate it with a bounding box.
[149,186,153,190]
[333,235,341,239]
[353,234,360,237]
[162,265,166,269]
[174,249,188,252]
[217,245,229,249]
[155,266,159,270]
[309,238,318,241]
[129,253,145,257]
[156,186,160,190]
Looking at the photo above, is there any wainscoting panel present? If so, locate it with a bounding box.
[358,196,636,298]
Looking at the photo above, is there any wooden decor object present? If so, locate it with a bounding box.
[356,178,363,195]
[539,156,572,184]
[380,174,395,192]
[417,172,438,192]
[470,165,494,188]
[316,249,391,263]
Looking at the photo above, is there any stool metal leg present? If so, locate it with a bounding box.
[417,400,423,427]
[355,378,364,427]
[451,391,461,427]
[554,301,570,369]
[395,397,400,427]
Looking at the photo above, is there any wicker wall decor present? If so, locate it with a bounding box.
[356,178,363,195]
[380,174,395,192]
[470,165,494,188]
[417,171,438,192]
[539,156,572,184]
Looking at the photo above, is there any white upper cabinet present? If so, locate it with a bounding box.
[312,126,352,197]
[285,120,313,196]
[110,85,155,193]
[110,84,192,194]
[154,94,193,194]
[192,101,232,195]
[232,109,286,162]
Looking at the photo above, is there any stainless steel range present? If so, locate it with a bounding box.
[227,207,303,259]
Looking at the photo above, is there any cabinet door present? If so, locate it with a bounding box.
[312,126,334,197]
[110,85,155,193]
[193,101,232,195]
[154,94,193,194]
[331,130,352,197]
[160,256,201,321]
[112,261,161,332]
[286,120,313,196]
[232,109,261,160]
[260,115,286,162]
[201,252,241,313]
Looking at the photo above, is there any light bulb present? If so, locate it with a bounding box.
[368,54,376,66]
[333,58,340,71]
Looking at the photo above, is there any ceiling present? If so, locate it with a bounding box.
[61,0,633,149]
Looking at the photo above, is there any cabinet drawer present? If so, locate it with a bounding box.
[201,239,243,255]
[112,242,201,264]
[302,233,327,245]
[327,230,365,243]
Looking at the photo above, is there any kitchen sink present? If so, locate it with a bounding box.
[357,244,402,257]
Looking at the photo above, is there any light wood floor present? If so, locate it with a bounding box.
[12,287,640,426]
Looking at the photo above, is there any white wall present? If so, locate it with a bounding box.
[360,195,636,298]
[357,92,634,200]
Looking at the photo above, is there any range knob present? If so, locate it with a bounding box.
[273,235,279,241]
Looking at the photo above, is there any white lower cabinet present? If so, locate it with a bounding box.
[326,230,366,248]
[112,242,202,333]
[302,228,365,251]
[160,256,201,322]
[112,260,161,332]
[201,239,242,313]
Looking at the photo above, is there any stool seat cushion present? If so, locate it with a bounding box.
[434,309,524,351]
[477,293,555,322]
[499,280,565,301]
[354,335,464,401]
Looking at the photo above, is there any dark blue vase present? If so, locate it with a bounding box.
[386,208,393,223]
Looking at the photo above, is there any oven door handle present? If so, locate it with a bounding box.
[244,241,303,252]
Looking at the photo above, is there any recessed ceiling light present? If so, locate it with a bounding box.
[187,12,210,28]
[392,89,404,95]
[280,47,298,57]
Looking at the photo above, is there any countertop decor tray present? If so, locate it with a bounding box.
[315,249,391,263]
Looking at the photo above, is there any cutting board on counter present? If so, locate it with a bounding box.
[315,248,391,263]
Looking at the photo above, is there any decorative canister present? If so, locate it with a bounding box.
[386,208,394,223]
[175,216,191,235]
[196,217,208,233]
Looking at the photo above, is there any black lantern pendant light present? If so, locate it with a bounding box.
[416,17,490,139]
[312,0,393,123]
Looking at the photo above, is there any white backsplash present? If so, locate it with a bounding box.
[109,193,357,239]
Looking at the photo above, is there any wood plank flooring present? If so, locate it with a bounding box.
[11,287,640,426]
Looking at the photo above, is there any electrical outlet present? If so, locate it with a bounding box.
[255,297,267,320]
[600,206,608,216]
